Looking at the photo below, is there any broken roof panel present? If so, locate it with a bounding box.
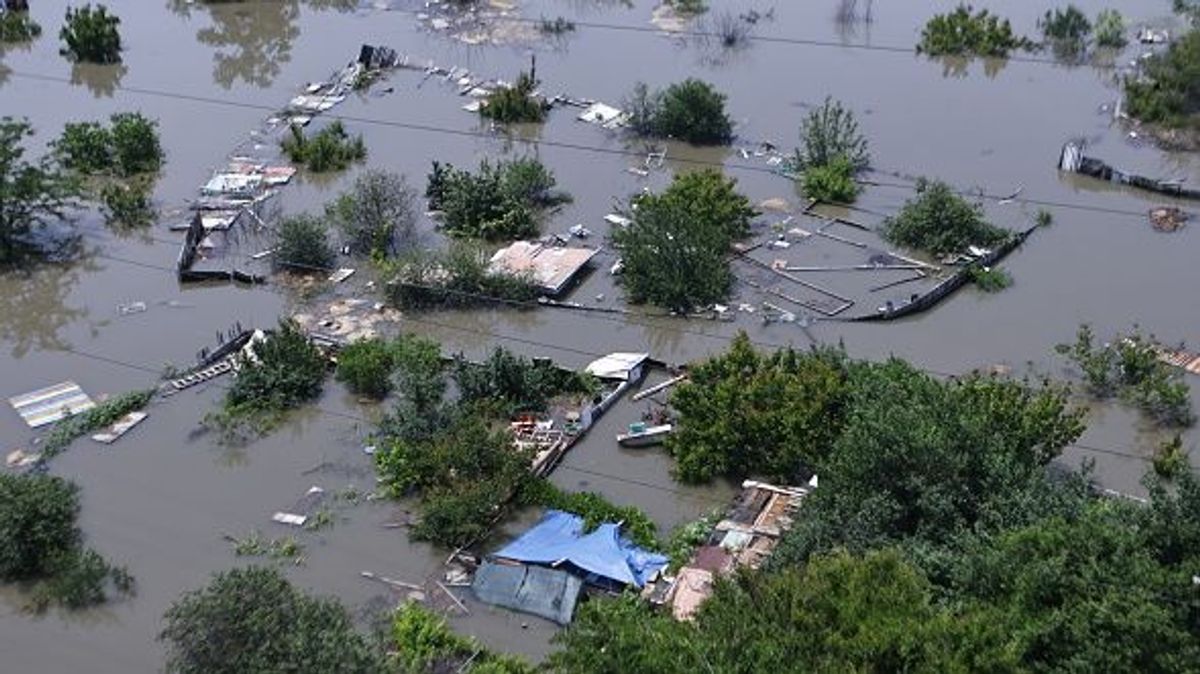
[488,241,598,296]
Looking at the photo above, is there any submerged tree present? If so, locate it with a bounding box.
[881,178,1009,255]
[623,79,733,145]
[480,70,548,124]
[59,4,122,64]
[325,169,417,257]
[274,213,333,272]
[0,4,41,43]
[793,97,869,171]
[0,118,81,266]
[917,5,1032,57]
[614,169,753,312]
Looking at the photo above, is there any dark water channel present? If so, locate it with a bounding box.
[1,0,1198,669]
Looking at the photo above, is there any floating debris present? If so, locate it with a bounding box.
[272,486,326,527]
[1149,206,1188,232]
[91,411,148,444]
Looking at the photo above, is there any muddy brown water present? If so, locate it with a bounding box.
[1,0,1198,669]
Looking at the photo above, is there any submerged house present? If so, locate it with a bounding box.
[647,480,810,621]
[472,510,667,624]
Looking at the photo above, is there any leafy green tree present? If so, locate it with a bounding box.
[274,213,333,272]
[383,241,538,310]
[1040,5,1091,42]
[99,180,154,229]
[160,566,383,674]
[336,337,395,399]
[629,78,733,144]
[0,474,81,580]
[0,7,42,43]
[481,70,548,124]
[390,601,535,674]
[666,332,850,483]
[452,346,595,415]
[109,112,163,175]
[326,169,417,257]
[54,121,113,173]
[216,319,328,435]
[0,117,81,266]
[1124,29,1200,127]
[881,178,1010,255]
[59,4,122,64]
[280,120,366,172]
[793,97,869,171]
[917,5,1032,57]
[613,169,753,311]
[1094,9,1126,48]
[801,155,860,203]
[425,158,564,241]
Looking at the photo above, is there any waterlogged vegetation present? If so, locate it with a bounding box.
[0,117,81,266]
[383,240,538,310]
[41,388,154,458]
[917,5,1033,57]
[968,265,1012,292]
[1125,28,1200,129]
[613,169,754,312]
[326,169,418,258]
[52,113,163,228]
[59,3,122,64]
[1056,325,1195,427]
[0,6,41,43]
[625,79,733,145]
[480,70,549,124]
[882,178,1010,256]
[0,473,133,612]
[426,157,567,241]
[281,120,366,172]
[274,213,334,272]
[792,98,869,204]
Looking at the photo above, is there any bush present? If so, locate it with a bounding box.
[59,4,122,64]
[274,213,333,272]
[1040,5,1091,42]
[53,113,163,177]
[1036,208,1054,227]
[1124,29,1200,127]
[917,5,1033,57]
[0,8,41,42]
[1153,435,1190,479]
[881,178,1010,255]
[792,97,869,171]
[280,120,366,172]
[213,320,329,435]
[1094,9,1126,48]
[614,169,753,312]
[0,473,132,611]
[325,169,417,257]
[968,265,1012,292]
[519,478,660,550]
[801,156,860,203]
[481,71,548,124]
[336,337,395,399]
[452,347,597,415]
[160,566,382,674]
[426,158,564,241]
[624,79,733,145]
[384,242,538,310]
[1055,325,1195,427]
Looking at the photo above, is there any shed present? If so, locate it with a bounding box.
[585,352,649,382]
[488,241,598,297]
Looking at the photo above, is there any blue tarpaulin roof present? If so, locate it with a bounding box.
[493,510,667,588]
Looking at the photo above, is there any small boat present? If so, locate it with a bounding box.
[616,422,672,448]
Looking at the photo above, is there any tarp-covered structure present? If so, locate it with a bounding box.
[472,561,583,625]
[490,510,667,588]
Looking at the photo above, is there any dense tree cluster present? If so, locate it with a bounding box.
[425,158,566,241]
[625,79,733,145]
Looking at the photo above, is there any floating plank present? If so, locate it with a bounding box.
[8,381,95,428]
[328,268,356,284]
[91,411,148,444]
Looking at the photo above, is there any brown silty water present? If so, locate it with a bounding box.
[1,0,1197,669]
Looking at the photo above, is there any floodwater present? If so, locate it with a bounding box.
[1,0,1197,669]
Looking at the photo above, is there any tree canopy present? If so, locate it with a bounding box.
[625,79,733,145]
[0,117,80,266]
[881,178,1010,256]
[613,169,753,312]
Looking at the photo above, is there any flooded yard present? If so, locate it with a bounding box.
[1,0,1198,669]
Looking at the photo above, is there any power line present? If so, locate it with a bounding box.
[7,68,1161,223]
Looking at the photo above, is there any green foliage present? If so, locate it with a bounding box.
[0,473,132,612]
[0,117,81,266]
[325,168,417,257]
[0,8,41,42]
[664,510,721,572]
[227,530,305,564]
[773,362,1084,563]
[801,155,860,203]
[1055,325,1195,427]
[336,337,395,399]
[54,113,163,177]
[917,4,1033,57]
[274,213,333,272]
[519,478,660,551]
[1094,9,1126,48]
[1036,208,1054,227]
[390,601,535,674]
[1124,29,1200,127]
[41,388,154,458]
[160,566,382,674]
[624,79,732,144]
[280,120,366,172]
[552,551,1012,673]
[881,178,1010,255]
[614,169,754,312]
[452,347,596,415]
[214,320,328,435]
[666,333,850,483]
[59,4,122,63]
[426,158,564,241]
[792,97,870,171]
[1153,435,1189,479]
[100,180,154,228]
[481,71,548,124]
[968,265,1012,292]
[1040,5,1091,42]
[383,241,538,310]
